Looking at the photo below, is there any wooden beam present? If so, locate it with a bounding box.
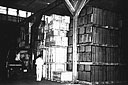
[72,0,90,82]
[64,0,90,82]
[20,0,63,24]
[72,15,78,82]
[64,0,75,15]
[75,0,90,16]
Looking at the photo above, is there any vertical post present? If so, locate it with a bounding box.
[64,0,89,82]
[72,15,78,82]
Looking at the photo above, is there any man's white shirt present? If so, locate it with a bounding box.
[35,57,44,67]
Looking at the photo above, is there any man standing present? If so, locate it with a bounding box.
[35,54,44,81]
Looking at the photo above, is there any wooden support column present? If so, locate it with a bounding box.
[64,0,75,15]
[72,14,78,81]
[64,0,90,82]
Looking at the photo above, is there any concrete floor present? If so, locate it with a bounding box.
[0,79,69,85]
[0,72,83,85]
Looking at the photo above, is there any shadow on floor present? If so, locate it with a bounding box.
[0,72,69,85]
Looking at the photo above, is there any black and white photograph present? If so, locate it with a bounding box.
[0,0,127,85]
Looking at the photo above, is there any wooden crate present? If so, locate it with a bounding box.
[78,65,126,83]
[78,6,122,27]
[77,26,121,46]
[77,45,121,64]
[53,71,72,82]
[48,47,67,63]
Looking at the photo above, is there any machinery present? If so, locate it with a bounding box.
[6,49,30,78]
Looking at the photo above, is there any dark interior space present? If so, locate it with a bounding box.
[0,21,19,81]
[120,1,128,65]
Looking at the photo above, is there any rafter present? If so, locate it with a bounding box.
[20,0,63,24]
[64,0,75,15]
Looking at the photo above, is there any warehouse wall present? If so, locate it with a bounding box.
[121,0,128,61]
[120,12,128,83]
[0,21,19,81]
[122,16,128,65]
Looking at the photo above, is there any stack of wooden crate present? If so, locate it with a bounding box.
[44,14,72,82]
[67,5,127,85]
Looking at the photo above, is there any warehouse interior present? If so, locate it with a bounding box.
[0,0,128,85]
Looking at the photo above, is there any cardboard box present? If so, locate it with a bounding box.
[53,71,72,82]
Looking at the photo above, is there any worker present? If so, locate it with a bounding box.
[35,54,44,81]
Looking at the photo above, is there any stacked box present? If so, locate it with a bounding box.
[44,14,71,81]
[48,63,66,80]
[45,14,70,47]
[77,45,121,64]
[53,71,72,82]
[77,65,128,84]
[79,5,122,28]
[68,25,121,46]
[46,36,68,46]
[48,47,67,63]
[67,5,125,85]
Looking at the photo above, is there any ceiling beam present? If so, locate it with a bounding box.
[75,0,90,16]
[20,0,63,24]
[64,0,75,15]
